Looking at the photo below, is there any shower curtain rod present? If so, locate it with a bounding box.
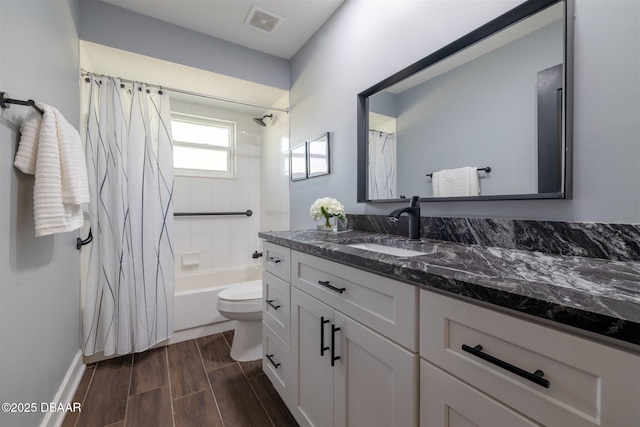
[80,69,289,114]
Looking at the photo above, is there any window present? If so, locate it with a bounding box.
[171,112,236,178]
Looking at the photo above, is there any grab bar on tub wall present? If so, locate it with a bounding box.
[77,210,253,250]
[174,210,252,217]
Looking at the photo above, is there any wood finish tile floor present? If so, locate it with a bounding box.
[63,331,298,427]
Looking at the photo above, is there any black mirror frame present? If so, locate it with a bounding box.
[357,0,574,203]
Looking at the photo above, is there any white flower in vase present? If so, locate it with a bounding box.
[310,197,346,230]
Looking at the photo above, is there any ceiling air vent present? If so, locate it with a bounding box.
[244,5,284,34]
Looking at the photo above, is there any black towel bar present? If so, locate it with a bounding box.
[1,92,45,115]
[426,166,491,178]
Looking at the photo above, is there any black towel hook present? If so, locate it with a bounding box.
[77,228,93,250]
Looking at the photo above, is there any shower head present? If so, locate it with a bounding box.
[253,114,273,127]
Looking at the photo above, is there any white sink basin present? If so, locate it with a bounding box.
[346,243,428,257]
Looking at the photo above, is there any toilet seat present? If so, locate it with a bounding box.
[217,281,262,314]
[218,281,262,302]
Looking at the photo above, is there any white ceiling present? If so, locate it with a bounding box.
[101,0,345,59]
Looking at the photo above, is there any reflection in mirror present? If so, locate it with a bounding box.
[290,143,307,181]
[358,0,573,202]
[307,132,330,178]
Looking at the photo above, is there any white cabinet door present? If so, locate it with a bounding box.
[421,360,541,427]
[291,287,334,427]
[333,312,418,427]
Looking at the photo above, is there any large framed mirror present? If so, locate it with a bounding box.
[357,0,573,202]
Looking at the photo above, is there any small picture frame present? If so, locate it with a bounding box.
[307,132,330,178]
[290,143,307,181]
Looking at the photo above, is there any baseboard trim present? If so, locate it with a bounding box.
[39,350,85,427]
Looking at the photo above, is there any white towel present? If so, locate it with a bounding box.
[432,166,480,197]
[14,104,90,236]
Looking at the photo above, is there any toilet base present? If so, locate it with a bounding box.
[229,320,262,362]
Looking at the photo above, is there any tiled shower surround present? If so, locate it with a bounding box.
[346,214,640,262]
[171,99,263,274]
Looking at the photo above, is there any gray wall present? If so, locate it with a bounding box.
[369,91,397,118]
[396,21,563,197]
[79,0,290,91]
[289,0,640,227]
[0,1,81,426]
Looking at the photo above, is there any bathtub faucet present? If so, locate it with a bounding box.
[252,251,263,259]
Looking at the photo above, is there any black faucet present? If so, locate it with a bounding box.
[388,196,421,241]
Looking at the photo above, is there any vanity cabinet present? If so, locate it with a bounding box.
[290,251,419,427]
[260,240,640,427]
[420,290,640,427]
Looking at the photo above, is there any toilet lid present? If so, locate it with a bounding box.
[218,282,262,302]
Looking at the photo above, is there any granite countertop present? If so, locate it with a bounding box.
[259,229,640,349]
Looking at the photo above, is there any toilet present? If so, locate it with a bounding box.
[216,280,263,361]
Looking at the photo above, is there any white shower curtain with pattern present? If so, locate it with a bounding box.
[82,74,175,356]
[368,130,397,199]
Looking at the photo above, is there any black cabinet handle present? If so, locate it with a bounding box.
[266,299,281,310]
[320,317,330,356]
[331,324,341,366]
[265,353,281,369]
[266,256,281,265]
[318,280,346,294]
[462,344,550,389]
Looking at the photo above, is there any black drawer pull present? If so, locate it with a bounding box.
[331,324,341,366]
[462,344,550,389]
[320,317,330,356]
[266,256,281,265]
[266,353,281,369]
[266,299,281,310]
[318,280,346,294]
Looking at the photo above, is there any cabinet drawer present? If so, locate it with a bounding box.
[420,290,640,427]
[263,242,291,282]
[292,250,417,351]
[421,360,540,427]
[263,321,291,405]
[263,271,290,345]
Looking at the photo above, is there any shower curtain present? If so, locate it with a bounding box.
[368,130,397,199]
[82,74,175,356]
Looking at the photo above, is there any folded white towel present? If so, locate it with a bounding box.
[14,104,90,236]
[432,166,480,197]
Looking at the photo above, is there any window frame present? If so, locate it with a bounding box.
[171,112,237,179]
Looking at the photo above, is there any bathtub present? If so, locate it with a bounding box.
[170,265,262,344]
